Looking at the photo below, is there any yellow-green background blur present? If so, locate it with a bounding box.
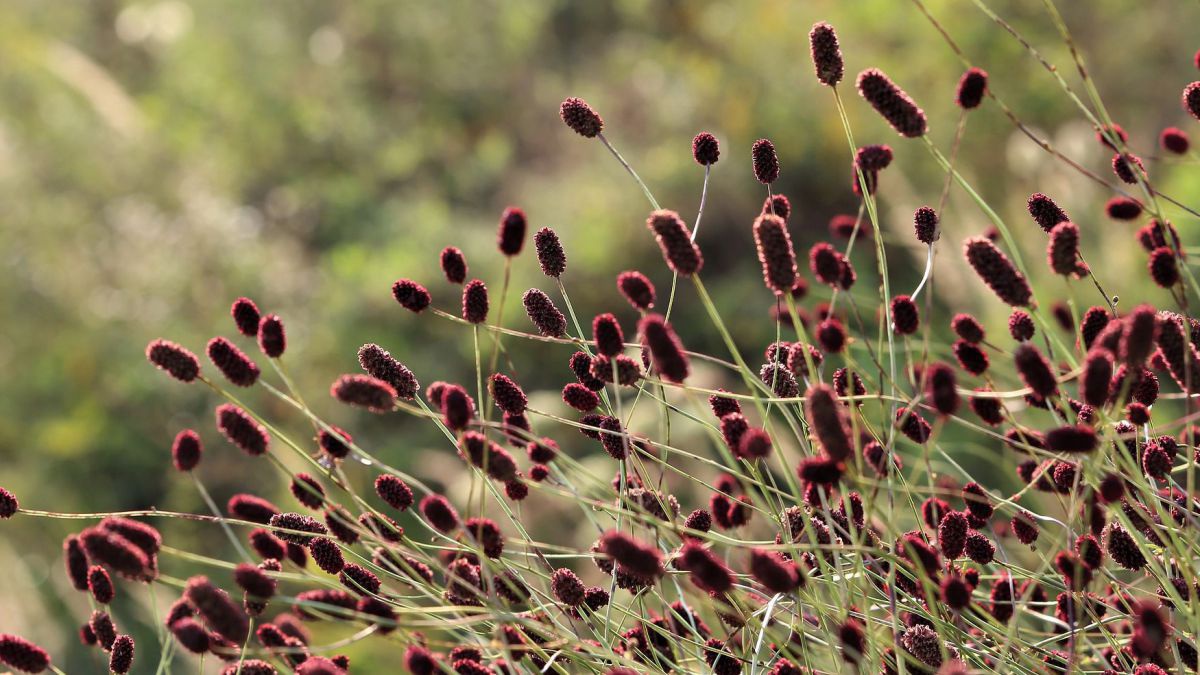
[2,0,1198,670]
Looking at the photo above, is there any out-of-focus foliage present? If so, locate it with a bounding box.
[0,0,1197,669]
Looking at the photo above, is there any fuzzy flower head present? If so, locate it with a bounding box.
[559,97,603,137]
[692,132,720,165]
[856,68,928,137]
[809,22,844,86]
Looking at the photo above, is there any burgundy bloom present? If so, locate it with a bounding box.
[1008,310,1035,342]
[91,611,117,650]
[1161,127,1190,154]
[926,362,958,415]
[749,548,802,594]
[956,67,988,109]
[856,68,928,137]
[647,209,703,276]
[534,227,567,278]
[1112,152,1145,184]
[560,97,603,137]
[1079,306,1111,350]
[108,635,134,674]
[521,288,567,337]
[257,314,286,358]
[309,537,345,574]
[891,295,919,335]
[170,429,202,472]
[969,389,1003,425]
[809,22,844,86]
[170,618,209,654]
[1105,196,1142,220]
[231,297,261,336]
[738,428,773,460]
[640,313,690,383]
[828,213,859,239]
[752,138,780,184]
[962,482,993,521]
[753,213,797,293]
[1045,425,1097,453]
[855,144,893,172]
[63,536,89,590]
[938,512,969,559]
[234,562,276,599]
[88,566,114,603]
[1027,193,1070,232]
[765,194,792,220]
[551,568,586,606]
[392,279,431,313]
[80,527,151,581]
[816,318,846,353]
[592,313,624,357]
[963,531,995,565]
[497,206,526,257]
[228,495,280,525]
[941,574,972,610]
[809,242,842,287]
[914,206,939,244]
[617,271,656,310]
[489,373,527,416]
[562,383,599,411]
[1014,343,1058,398]
[951,314,984,344]
[806,384,853,461]
[964,237,1032,306]
[330,374,397,413]
[677,541,734,593]
[268,513,327,545]
[184,575,250,643]
[464,517,504,558]
[1047,222,1083,276]
[420,494,459,533]
[357,343,418,400]
[339,563,381,596]
[1121,304,1158,367]
[895,407,931,444]
[0,489,16,521]
[461,279,489,324]
[318,426,352,460]
[1105,523,1146,570]
[1011,510,1038,545]
[1079,349,1113,407]
[591,354,642,386]
[953,339,989,375]
[598,531,664,581]
[440,246,467,284]
[1149,246,1179,287]
[206,337,260,387]
[692,132,720,165]
[290,473,325,510]
[146,339,200,383]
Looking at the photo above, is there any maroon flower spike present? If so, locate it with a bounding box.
[146,339,200,383]
[1160,127,1190,154]
[290,473,325,510]
[331,374,396,413]
[357,343,418,400]
[640,313,690,383]
[1047,222,1084,276]
[392,279,431,313]
[951,314,984,344]
[533,227,567,278]
[914,206,939,244]
[64,535,89,590]
[489,373,527,416]
[440,246,467,284]
[89,566,114,604]
[617,271,656,310]
[964,237,1032,307]
[560,97,603,137]
[228,494,279,524]
[268,512,327,545]
[748,548,802,594]
[1079,307,1110,350]
[215,403,269,456]
[562,382,599,411]
[809,243,843,286]
[855,144,893,172]
[374,474,413,512]
[809,22,844,86]
[1027,193,1069,232]
[440,384,475,431]
[231,297,261,337]
[939,512,969,559]
[953,339,989,375]
[753,214,798,294]
[647,209,703,276]
[709,391,741,418]
[464,517,503,558]
[496,206,527,257]
[207,337,260,387]
[1112,152,1145,184]
[1156,314,1200,392]
[1045,425,1098,453]
[592,313,624,357]
[926,362,958,415]
[521,288,567,337]
[692,132,720,165]
[91,610,117,650]
[234,562,276,599]
[0,634,51,674]
[1079,349,1113,407]
[309,537,345,574]
[1184,81,1200,120]
[248,528,286,561]
[856,68,928,137]
[339,563,380,596]
[752,138,780,184]
[1105,196,1142,220]
[461,279,489,324]
[895,407,931,443]
[420,494,459,532]
[170,619,209,654]
[1105,523,1146,570]
[551,569,586,606]
[184,575,250,643]
[1149,247,1179,287]
[1121,305,1158,367]
[956,67,988,109]
[1014,343,1058,398]
[765,194,792,221]
[890,295,919,335]
[738,428,773,459]
[108,635,134,674]
[256,314,286,358]
[598,530,664,581]
[969,389,1003,425]
[677,541,734,593]
[964,531,995,565]
[806,384,853,461]
[816,318,847,353]
[1008,310,1035,342]
[317,427,352,461]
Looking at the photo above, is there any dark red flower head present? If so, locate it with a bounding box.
[560,97,603,137]
[753,213,797,294]
[640,314,690,383]
[231,297,261,337]
[890,295,919,335]
[1047,222,1085,276]
[0,634,51,674]
[268,512,327,545]
[216,404,269,456]
[598,530,664,581]
[256,314,286,358]
[461,279,489,324]
[592,313,624,357]
[676,541,734,593]
[1027,193,1069,232]
[374,474,413,512]
[806,384,853,461]
[184,575,250,643]
[1160,127,1190,155]
[1014,343,1058,398]
[357,343,418,400]
[964,237,1032,307]
[207,336,260,386]
[521,288,567,337]
[809,22,844,86]
[956,67,988,109]
[895,407,932,444]
[534,227,567,278]
[440,384,475,431]
[914,206,939,244]
[646,210,703,276]
[1149,247,1179,287]
[330,374,397,413]
[951,314,984,344]
[497,207,526,256]
[440,246,467,284]
[617,271,656,310]
[1105,197,1142,220]
[692,132,720,165]
[1183,81,1200,121]
[752,138,780,184]
[171,429,202,472]
[856,68,928,137]
[391,279,431,313]
[1045,425,1098,453]
[1112,152,1145,184]
[551,568,586,606]
[420,494,459,533]
[88,566,114,604]
[765,194,792,221]
[926,362,958,415]
[146,339,200,383]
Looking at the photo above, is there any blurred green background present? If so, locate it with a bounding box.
[2,0,1199,670]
